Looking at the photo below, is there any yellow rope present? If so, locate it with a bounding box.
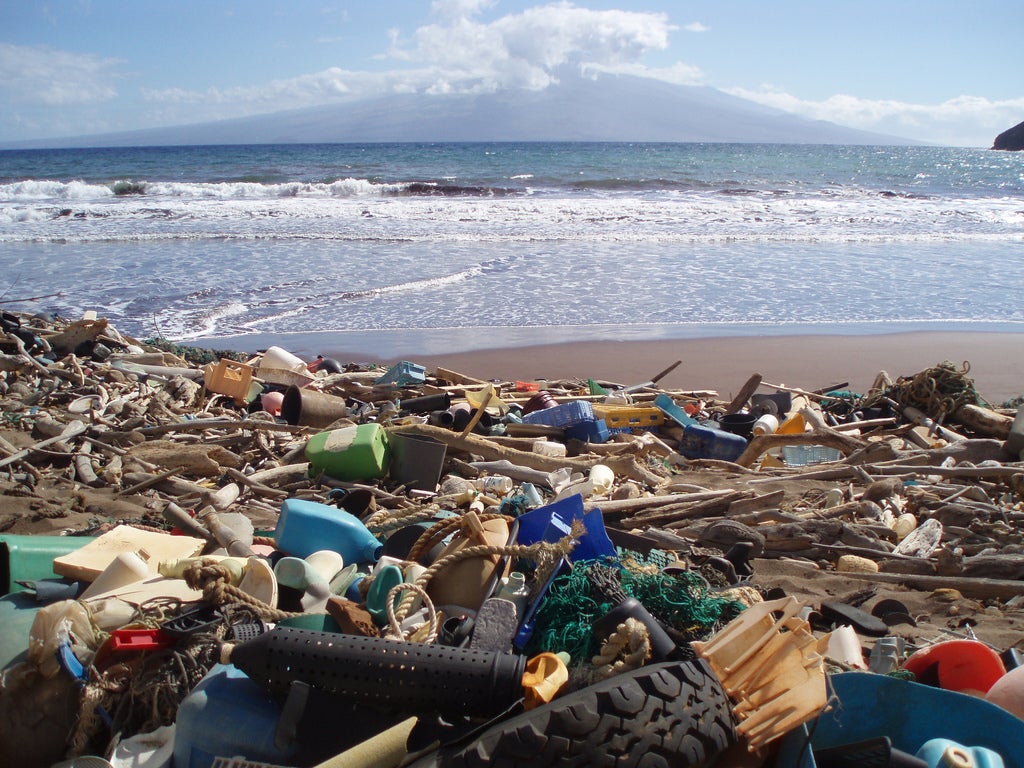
[883,360,981,418]
[591,617,652,679]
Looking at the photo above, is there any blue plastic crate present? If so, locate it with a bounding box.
[565,418,609,444]
[375,361,426,386]
[608,425,660,436]
[521,400,595,428]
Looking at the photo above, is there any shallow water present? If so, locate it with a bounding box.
[1,142,1022,353]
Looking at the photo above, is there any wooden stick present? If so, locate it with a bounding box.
[117,464,188,496]
[775,560,1024,600]
[584,490,735,516]
[725,373,762,414]
[133,418,309,436]
[0,421,89,470]
[224,467,289,500]
[759,381,847,403]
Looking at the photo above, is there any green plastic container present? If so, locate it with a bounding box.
[306,423,390,482]
[1,534,90,595]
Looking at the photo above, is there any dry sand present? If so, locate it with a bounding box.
[201,328,1023,404]
[407,331,1024,405]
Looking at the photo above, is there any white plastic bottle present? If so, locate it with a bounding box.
[752,413,779,436]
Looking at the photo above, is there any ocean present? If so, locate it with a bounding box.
[0,142,1022,358]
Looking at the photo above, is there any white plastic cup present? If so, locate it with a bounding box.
[259,345,307,374]
[826,625,867,669]
[80,550,152,599]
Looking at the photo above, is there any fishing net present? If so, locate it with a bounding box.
[525,558,744,665]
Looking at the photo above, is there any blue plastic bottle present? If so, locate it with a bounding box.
[678,423,748,463]
[274,498,382,563]
[916,738,1005,768]
[173,664,297,768]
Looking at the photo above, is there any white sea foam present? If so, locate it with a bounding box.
[0,179,114,201]
[2,187,1021,245]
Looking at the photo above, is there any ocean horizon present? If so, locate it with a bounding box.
[1,141,1022,357]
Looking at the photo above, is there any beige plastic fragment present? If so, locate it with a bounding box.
[691,596,828,752]
[836,554,880,574]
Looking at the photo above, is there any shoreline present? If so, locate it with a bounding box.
[188,328,1024,404]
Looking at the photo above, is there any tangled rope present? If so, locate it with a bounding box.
[364,504,440,535]
[591,617,651,679]
[880,360,982,418]
[181,558,300,622]
[406,512,513,563]
[384,582,439,643]
[391,532,579,627]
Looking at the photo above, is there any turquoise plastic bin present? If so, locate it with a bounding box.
[775,671,1024,768]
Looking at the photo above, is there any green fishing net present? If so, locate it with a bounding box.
[525,558,745,664]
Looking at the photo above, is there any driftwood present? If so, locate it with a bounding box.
[584,491,736,517]
[0,421,89,470]
[780,561,1024,600]
[725,373,762,415]
[953,403,1014,438]
[620,490,751,529]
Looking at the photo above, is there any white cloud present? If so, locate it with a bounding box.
[139,1,683,120]
[0,43,121,106]
[684,22,709,33]
[584,60,703,85]
[398,3,677,91]
[726,86,1024,146]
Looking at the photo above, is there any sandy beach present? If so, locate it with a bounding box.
[419,332,1024,402]
[299,330,1024,405]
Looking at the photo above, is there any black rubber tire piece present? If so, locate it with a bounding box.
[408,658,735,768]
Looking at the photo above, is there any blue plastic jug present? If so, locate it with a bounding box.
[678,423,748,463]
[274,498,382,563]
[173,663,297,768]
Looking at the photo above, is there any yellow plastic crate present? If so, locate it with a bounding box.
[592,404,665,431]
[203,359,258,404]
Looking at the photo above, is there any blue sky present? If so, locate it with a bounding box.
[2,0,1022,146]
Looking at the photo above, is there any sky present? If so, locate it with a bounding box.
[1,0,1022,147]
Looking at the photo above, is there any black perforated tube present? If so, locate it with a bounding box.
[228,627,526,717]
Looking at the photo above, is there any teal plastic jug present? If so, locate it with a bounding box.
[274,498,382,562]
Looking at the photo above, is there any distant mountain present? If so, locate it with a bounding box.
[6,72,916,148]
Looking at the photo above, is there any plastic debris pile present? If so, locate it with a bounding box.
[1,309,1023,768]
